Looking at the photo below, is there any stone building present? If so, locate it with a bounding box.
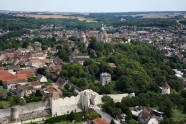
[80,31,86,43]
[161,82,170,95]
[100,72,111,85]
[34,42,42,52]
[97,25,109,43]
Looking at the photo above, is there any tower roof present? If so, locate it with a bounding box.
[162,82,170,88]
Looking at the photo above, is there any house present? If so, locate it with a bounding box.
[7,65,20,72]
[53,57,65,65]
[30,81,41,89]
[16,85,34,97]
[69,53,90,65]
[29,59,43,68]
[91,118,109,124]
[31,52,46,60]
[36,75,47,82]
[47,65,62,74]
[0,71,27,89]
[17,69,34,78]
[160,82,170,95]
[108,63,116,68]
[138,110,159,124]
[56,78,68,89]
[43,86,62,97]
[100,72,111,85]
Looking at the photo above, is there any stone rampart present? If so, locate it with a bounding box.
[0,108,11,118]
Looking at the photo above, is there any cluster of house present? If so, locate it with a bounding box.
[0,41,71,99]
[132,106,164,124]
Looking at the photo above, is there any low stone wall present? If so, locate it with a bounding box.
[19,101,50,114]
[20,109,50,121]
[0,108,11,118]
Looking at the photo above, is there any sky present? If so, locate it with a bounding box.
[1,0,186,12]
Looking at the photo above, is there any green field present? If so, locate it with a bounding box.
[173,109,186,121]
[0,87,5,92]
[0,101,10,109]
[55,121,83,124]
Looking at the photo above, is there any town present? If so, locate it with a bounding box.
[0,8,186,124]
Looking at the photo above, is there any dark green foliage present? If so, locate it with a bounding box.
[110,119,115,124]
[10,95,25,106]
[35,90,43,97]
[0,80,3,86]
[102,95,113,103]
[67,111,75,121]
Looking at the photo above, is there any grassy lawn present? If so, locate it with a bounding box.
[55,121,83,124]
[172,109,186,121]
[0,101,10,109]
[0,87,5,92]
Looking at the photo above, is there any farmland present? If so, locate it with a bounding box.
[16,14,97,22]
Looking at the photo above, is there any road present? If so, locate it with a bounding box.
[91,106,121,124]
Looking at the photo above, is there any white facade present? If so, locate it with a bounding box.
[39,76,47,83]
[161,87,170,95]
[148,118,159,124]
[100,72,111,85]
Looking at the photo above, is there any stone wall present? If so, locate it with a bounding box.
[50,95,81,116]
[0,108,11,118]
[20,109,50,121]
[19,101,50,114]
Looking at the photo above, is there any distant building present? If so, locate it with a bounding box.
[34,42,42,52]
[97,25,109,43]
[80,31,86,43]
[69,52,90,65]
[138,110,159,124]
[161,82,170,95]
[100,72,111,85]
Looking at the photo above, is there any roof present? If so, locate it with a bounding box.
[92,118,109,124]
[0,70,12,76]
[162,82,170,88]
[17,69,34,77]
[0,74,27,84]
[51,91,60,99]
[0,66,4,70]
[108,63,116,68]
[139,111,151,122]
[41,59,51,63]
[100,72,111,77]
[45,86,61,94]
[48,65,62,72]
[56,78,67,87]
[7,65,20,70]
[31,81,41,86]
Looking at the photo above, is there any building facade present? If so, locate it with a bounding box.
[100,72,111,85]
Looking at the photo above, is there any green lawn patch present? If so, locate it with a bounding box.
[0,101,10,109]
[172,109,186,121]
[0,87,5,92]
[55,121,83,124]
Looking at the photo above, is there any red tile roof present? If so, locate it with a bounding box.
[0,74,27,84]
[31,81,41,86]
[92,118,109,124]
[17,69,34,77]
[162,82,170,88]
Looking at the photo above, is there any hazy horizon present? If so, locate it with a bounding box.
[1,0,186,13]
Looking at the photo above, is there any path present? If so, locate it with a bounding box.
[91,106,121,124]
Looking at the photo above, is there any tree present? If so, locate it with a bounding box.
[35,90,43,97]
[68,111,75,122]
[159,99,173,117]
[102,95,113,103]
[10,95,25,106]
[110,119,115,124]
[183,104,186,114]
[0,80,3,86]
[128,119,139,124]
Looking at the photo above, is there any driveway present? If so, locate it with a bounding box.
[91,106,121,124]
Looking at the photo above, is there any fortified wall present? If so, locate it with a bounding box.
[0,89,135,123]
[50,89,135,116]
